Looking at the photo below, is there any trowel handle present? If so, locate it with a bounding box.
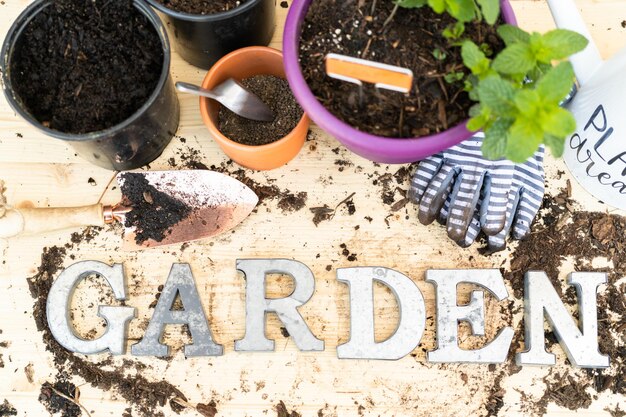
[0,204,105,238]
[546,0,603,86]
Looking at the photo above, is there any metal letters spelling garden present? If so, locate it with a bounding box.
[46,259,610,368]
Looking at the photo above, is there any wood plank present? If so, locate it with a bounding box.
[0,1,624,416]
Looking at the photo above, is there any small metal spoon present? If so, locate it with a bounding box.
[176,80,275,122]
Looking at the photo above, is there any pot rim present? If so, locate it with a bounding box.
[144,0,263,22]
[282,0,518,162]
[0,0,172,143]
[200,46,310,152]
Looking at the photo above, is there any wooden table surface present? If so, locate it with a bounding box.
[0,1,624,416]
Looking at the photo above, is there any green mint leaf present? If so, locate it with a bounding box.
[428,0,446,13]
[505,118,543,163]
[461,41,490,75]
[444,71,465,83]
[443,21,466,40]
[497,24,530,46]
[476,75,516,116]
[513,89,542,118]
[492,43,536,75]
[396,0,428,7]
[545,134,565,157]
[535,29,589,62]
[433,48,447,60]
[476,0,500,25]
[536,61,575,104]
[540,107,577,138]
[446,0,476,22]
[482,118,513,160]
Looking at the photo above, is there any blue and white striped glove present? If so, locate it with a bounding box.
[409,135,545,252]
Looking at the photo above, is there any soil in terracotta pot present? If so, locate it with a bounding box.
[154,0,250,14]
[120,173,192,244]
[218,75,304,146]
[299,0,504,138]
[10,0,163,134]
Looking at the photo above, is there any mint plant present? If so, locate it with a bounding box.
[463,26,588,161]
[392,0,589,162]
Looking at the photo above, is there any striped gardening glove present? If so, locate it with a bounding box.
[409,134,545,252]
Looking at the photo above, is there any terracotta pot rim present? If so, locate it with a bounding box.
[200,46,309,151]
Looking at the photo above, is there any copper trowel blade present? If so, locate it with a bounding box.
[117,171,258,250]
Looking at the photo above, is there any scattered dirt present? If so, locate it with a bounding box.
[276,400,302,417]
[310,192,356,226]
[197,400,218,417]
[11,0,163,134]
[26,229,205,417]
[218,75,304,146]
[339,243,358,262]
[501,188,626,412]
[170,143,210,170]
[120,172,192,244]
[0,400,17,416]
[299,0,503,138]
[39,380,81,417]
[155,0,249,14]
[277,192,308,212]
[211,163,308,213]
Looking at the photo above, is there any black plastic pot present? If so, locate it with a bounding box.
[0,0,180,171]
[144,0,276,69]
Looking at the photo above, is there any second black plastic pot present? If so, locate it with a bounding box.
[145,0,276,69]
[0,0,180,171]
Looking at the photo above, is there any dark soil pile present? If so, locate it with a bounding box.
[120,173,192,244]
[27,229,206,417]
[11,0,163,134]
[504,188,626,410]
[39,381,81,417]
[299,0,503,138]
[155,0,249,14]
[218,75,304,146]
[0,400,17,416]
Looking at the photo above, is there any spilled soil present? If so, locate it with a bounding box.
[0,400,17,416]
[27,227,207,417]
[120,172,192,244]
[218,75,304,146]
[155,0,249,14]
[299,0,504,138]
[498,188,626,413]
[11,0,163,134]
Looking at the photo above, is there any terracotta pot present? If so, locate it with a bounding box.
[200,46,310,171]
[283,0,518,164]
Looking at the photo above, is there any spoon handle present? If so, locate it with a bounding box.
[175,82,218,100]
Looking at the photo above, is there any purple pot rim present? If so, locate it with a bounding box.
[283,0,518,161]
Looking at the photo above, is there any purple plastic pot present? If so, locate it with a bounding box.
[283,0,518,164]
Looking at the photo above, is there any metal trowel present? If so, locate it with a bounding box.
[0,171,258,250]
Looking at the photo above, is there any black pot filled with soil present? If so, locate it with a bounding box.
[1,0,179,171]
[144,0,276,69]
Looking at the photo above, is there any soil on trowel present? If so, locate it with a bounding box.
[155,0,249,14]
[27,229,208,417]
[218,75,304,146]
[11,0,163,134]
[299,0,504,138]
[120,173,192,244]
